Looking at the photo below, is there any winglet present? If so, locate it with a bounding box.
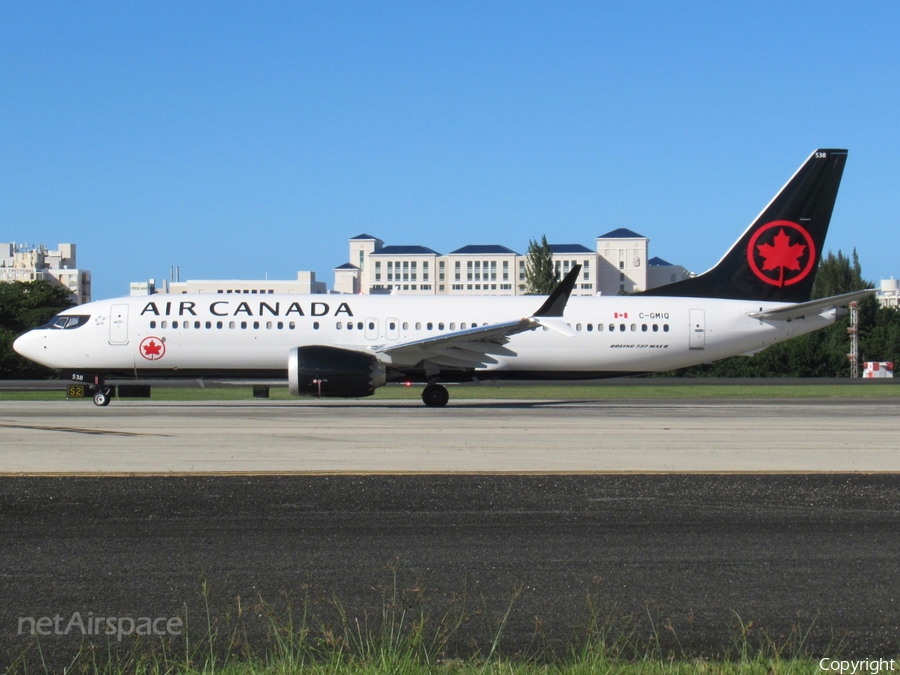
[534,264,581,317]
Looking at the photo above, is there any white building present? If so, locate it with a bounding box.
[445,245,521,295]
[0,242,91,304]
[647,256,693,288]
[877,277,900,309]
[550,244,597,296]
[148,271,327,295]
[368,245,441,295]
[337,229,691,296]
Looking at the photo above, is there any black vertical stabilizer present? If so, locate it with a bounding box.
[642,149,848,303]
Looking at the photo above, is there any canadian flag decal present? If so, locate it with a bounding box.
[614,312,628,319]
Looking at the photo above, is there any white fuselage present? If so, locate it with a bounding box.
[14,292,837,380]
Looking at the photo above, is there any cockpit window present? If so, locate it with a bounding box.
[45,315,90,330]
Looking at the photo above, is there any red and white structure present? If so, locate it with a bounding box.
[863,362,894,378]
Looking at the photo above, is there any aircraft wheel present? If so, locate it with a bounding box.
[93,389,111,407]
[422,384,449,408]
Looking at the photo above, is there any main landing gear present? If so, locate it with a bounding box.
[421,383,449,408]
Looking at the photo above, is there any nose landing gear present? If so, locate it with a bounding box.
[421,383,449,408]
[92,388,112,407]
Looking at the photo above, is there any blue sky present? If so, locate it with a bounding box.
[2,1,898,300]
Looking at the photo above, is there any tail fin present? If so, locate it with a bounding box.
[642,149,848,303]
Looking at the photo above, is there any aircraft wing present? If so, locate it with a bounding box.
[375,265,581,370]
[748,289,875,321]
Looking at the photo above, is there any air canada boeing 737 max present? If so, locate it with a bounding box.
[14,149,871,407]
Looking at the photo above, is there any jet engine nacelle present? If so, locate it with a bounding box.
[288,345,386,398]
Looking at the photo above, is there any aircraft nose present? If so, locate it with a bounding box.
[13,330,42,362]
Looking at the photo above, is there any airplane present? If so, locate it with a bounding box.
[13,148,871,408]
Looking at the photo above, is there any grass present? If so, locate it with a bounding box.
[1,381,899,403]
[5,580,842,675]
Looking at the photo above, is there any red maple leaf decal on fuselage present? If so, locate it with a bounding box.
[143,340,162,356]
[139,336,166,361]
[756,228,807,287]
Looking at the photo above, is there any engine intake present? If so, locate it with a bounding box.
[288,346,386,398]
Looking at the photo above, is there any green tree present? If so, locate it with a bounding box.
[524,235,558,294]
[0,280,74,379]
[811,248,869,299]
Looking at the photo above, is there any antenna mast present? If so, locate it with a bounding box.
[847,301,859,378]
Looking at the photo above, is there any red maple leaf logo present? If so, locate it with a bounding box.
[143,340,161,357]
[755,228,807,287]
[139,336,166,360]
[746,220,816,288]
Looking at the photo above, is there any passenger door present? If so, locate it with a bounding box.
[109,304,129,345]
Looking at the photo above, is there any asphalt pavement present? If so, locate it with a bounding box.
[2,474,899,668]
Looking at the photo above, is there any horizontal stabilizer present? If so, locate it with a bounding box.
[749,289,874,321]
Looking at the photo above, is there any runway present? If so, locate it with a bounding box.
[1,398,899,473]
[3,398,900,667]
[2,474,900,667]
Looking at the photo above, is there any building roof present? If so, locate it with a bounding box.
[648,256,673,267]
[450,244,520,255]
[550,244,594,254]
[350,233,380,240]
[374,245,441,256]
[598,227,646,239]
[334,263,359,270]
